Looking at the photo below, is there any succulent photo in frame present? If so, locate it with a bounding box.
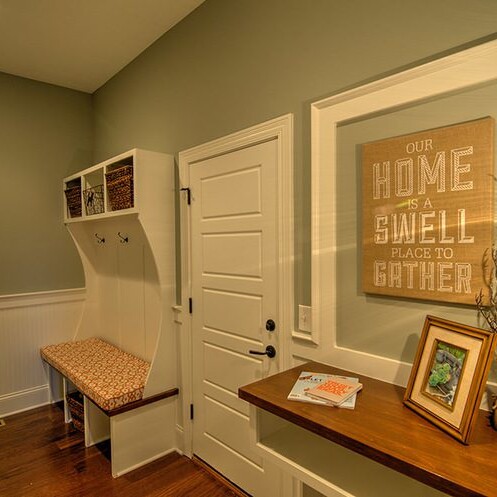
[423,340,468,410]
[404,315,496,444]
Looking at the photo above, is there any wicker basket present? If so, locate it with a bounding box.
[66,391,84,432]
[105,165,134,211]
[83,184,104,216]
[64,186,82,218]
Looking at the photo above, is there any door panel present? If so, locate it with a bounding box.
[191,139,281,496]
[202,232,262,277]
[203,380,249,417]
[204,396,262,466]
[201,167,262,218]
[203,343,262,395]
[203,289,263,340]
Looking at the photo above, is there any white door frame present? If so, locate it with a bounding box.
[178,114,294,457]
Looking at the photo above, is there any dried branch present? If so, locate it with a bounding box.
[476,247,497,333]
[476,289,497,333]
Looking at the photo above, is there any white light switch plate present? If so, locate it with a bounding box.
[298,305,312,333]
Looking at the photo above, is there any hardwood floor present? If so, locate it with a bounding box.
[0,403,244,497]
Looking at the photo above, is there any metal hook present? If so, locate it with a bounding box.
[118,232,129,244]
[95,233,105,244]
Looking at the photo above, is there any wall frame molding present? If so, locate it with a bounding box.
[309,39,497,386]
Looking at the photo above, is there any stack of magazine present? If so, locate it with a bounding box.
[287,371,362,409]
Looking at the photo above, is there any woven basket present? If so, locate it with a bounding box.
[64,186,82,218]
[106,166,134,211]
[83,184,104,216]
[66,391,84,432]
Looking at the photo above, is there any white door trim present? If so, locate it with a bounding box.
[178,114,294,457]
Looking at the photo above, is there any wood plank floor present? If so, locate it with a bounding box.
[0,403,243,497]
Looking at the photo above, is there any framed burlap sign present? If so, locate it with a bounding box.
[362,117,494,304]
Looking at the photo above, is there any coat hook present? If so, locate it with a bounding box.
[95,233,105,244]
[118,232,129,243]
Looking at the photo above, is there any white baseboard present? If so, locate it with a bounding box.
[0,384,51,418]
[114,448,179,477]
[175,423,185,454]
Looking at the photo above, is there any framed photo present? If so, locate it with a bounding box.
[404,315,496,444]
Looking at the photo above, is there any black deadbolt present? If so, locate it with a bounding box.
[265,319,276,332]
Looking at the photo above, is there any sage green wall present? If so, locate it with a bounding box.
[92,0,497,359]
[0,72,91,294]
[337,83,497,362]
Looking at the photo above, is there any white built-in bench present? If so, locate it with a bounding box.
[53,149,178,477]
[41,337,179,476]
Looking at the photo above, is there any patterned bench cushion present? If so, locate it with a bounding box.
[41,338,150,412]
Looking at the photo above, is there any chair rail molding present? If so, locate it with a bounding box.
[0,288,86,309]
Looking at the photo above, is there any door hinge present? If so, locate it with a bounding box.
[189,298,193,314]
[180,187,191,205]
[190,403,194,420]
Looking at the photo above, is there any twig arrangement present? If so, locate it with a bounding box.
[475,247,497,334]
[475,248,497,431]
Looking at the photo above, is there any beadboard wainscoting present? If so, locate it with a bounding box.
[0,289,85,417]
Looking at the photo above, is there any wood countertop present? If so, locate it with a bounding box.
[238,361,497,497]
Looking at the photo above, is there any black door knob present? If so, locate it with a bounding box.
[265,319,276,332]
[249,345,277,358]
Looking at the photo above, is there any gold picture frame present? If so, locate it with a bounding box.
[404,315,496,444]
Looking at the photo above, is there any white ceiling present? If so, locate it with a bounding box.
[0,0,205,93]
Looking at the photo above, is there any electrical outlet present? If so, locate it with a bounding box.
[298,305,312,333]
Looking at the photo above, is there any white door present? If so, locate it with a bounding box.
[190,139,282,496]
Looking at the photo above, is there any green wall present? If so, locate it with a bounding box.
[92,0,497,317]
[337,83,497,361]
[0,72,91,294]
[4,0,497,362]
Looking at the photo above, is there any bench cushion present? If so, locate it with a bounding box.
[41,338,150,412]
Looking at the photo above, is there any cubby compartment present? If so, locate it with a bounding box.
[255,410,446,497]
[83,169,105,216]
[64,178,82,219]
[63,150,139,222]
[105,160,134,212]
[66,390,85,432]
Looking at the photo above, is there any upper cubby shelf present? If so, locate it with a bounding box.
[63,150,140,223]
